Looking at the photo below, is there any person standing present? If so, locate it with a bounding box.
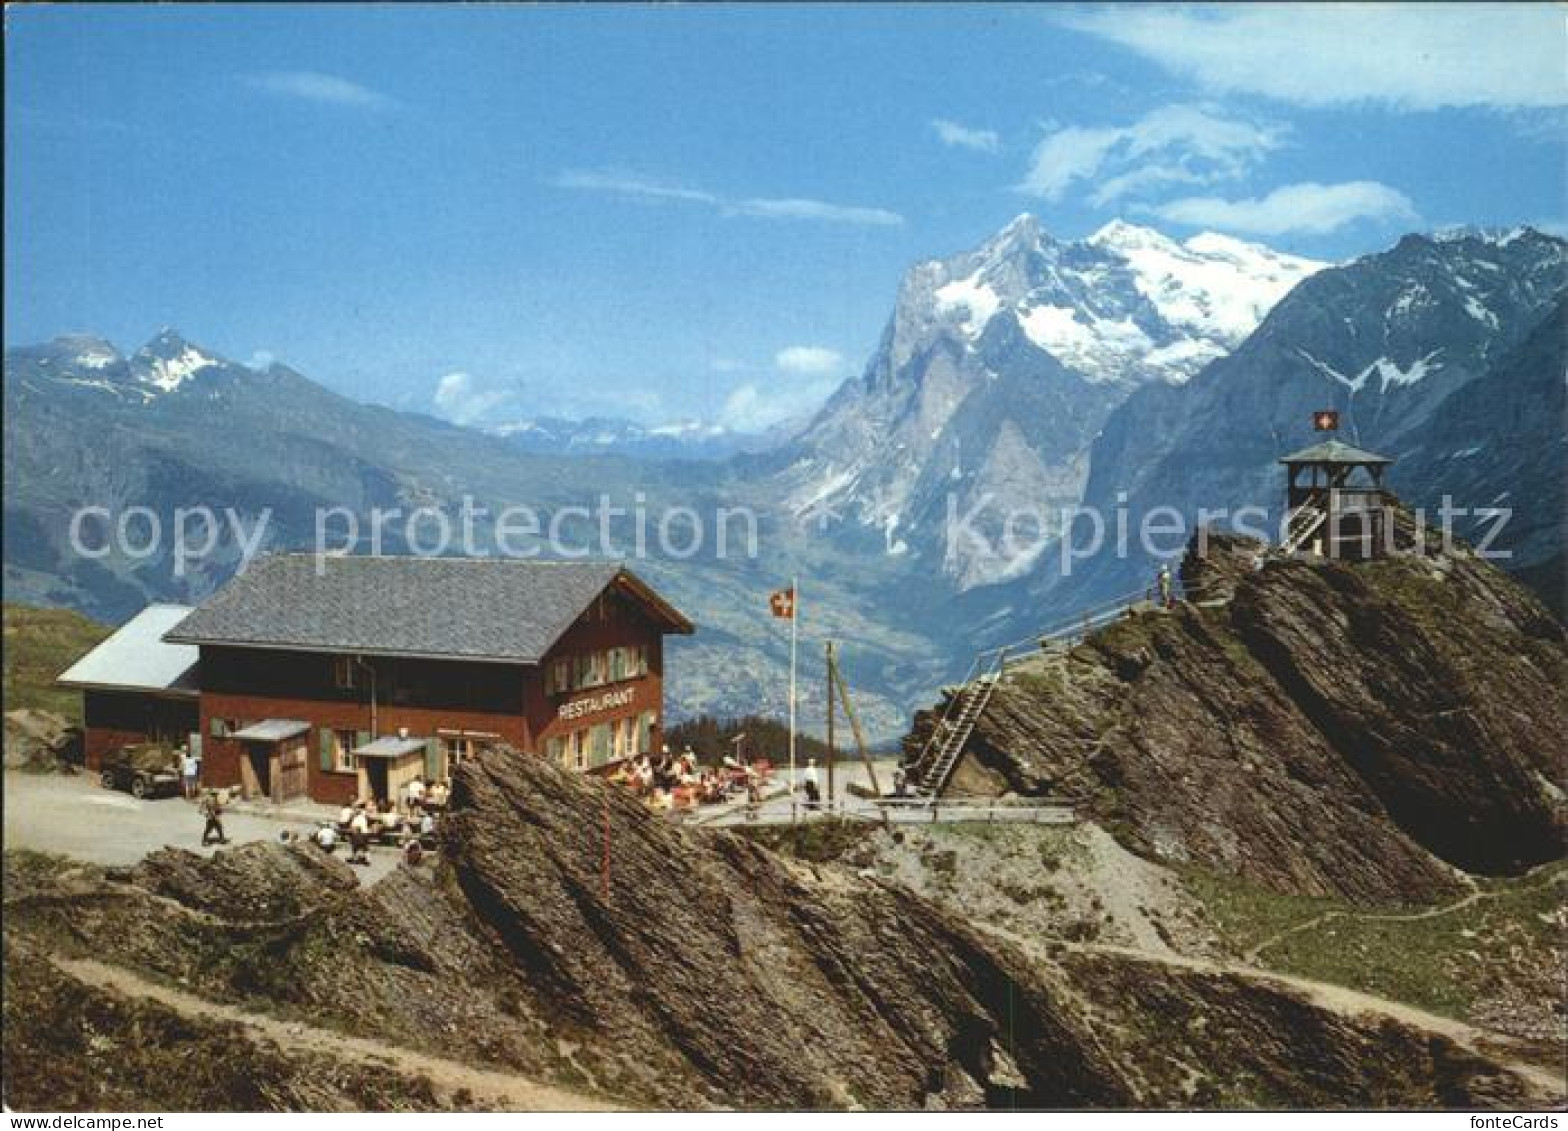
[200,790,228,846]
[348,805,371,866]
[803,758,821,810]
[180,746,200,799]
[1157,564,1173,609]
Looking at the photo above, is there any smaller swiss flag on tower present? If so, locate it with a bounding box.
[1313,409,1340,432]
[769,587,796,619]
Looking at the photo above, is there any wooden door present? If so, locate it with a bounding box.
[275,740,308,803]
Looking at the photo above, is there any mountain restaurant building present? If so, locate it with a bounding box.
[156,555,694,806]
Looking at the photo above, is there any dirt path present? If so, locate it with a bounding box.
[1243,865,1567,963]
[1067,939,1566,1103]
[963,909,1563,1103]
[56,957,617,1112]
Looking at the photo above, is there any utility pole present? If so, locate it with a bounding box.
[825,641,837,806]
[788,576,798,825]
[830,647,881,796]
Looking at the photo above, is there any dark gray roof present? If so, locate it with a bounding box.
[1279,438,1393,465]
[164,555,692,664]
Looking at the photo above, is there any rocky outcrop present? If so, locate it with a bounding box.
[4,709,82,773]
[913,522,1567,903]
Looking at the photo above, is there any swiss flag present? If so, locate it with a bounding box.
[769,587,796,619]
[1313,410,1340,432]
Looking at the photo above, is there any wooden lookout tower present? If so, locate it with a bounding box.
[1278,438,1394,560]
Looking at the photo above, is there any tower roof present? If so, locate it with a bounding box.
[1278,438,1393,466]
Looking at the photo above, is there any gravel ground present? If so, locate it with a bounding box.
[842,820,1223,957]
[3,770,402,883]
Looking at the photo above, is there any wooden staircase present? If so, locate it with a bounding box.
[904,580,1192,801]
[1279,501,1328,556]
[907,648,1008,798]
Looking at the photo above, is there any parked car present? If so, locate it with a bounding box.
[99,744,182,800]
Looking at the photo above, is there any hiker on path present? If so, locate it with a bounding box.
[200,790,228,846]
[803,758,821,809]
[180,747,200,799]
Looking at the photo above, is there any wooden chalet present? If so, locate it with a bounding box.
[61,556,694,806]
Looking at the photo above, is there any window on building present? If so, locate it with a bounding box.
[332,729,357,773]
[549,646,651,696]
[637,711,654,755]
[614,716,636,760]
[546,735,566,766]
[442,735,471,770]
[332,656,357,690]
[590,723,612,768]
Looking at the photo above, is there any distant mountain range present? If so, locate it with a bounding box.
[6,216,1563,737]
[1040,225,1567,618]
[489,415,782,461]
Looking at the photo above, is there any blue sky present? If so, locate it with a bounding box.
[7,3,1564,429]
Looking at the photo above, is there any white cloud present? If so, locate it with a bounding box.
[729,198,904,227]
[241,71,395,110]
[432,371,513,427]
[1152,181,1419,236]
[932,118,1001,153]
[552,169,718,205]
[1018,104,1283,204]
[718,378,838,431]
[555,169,902,227]
[1055,4,1567,110]
[774,345,846,377]
[714,345,848,430]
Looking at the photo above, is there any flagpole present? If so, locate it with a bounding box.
[788,575,798,824]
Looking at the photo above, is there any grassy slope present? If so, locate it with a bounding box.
[2,603,110,723]
[1183,862,1567,1028]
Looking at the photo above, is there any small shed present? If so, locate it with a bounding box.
[56,604,201,770]
[226,718,310,803]
[1279,438,1394,559]
[352,734,435,805]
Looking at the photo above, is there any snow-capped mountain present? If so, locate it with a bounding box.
[133,328,229,394]
[779,214,1325,588]
[1048,225,1568,608]
[889,214,1324,388]
[7,329,233,401]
